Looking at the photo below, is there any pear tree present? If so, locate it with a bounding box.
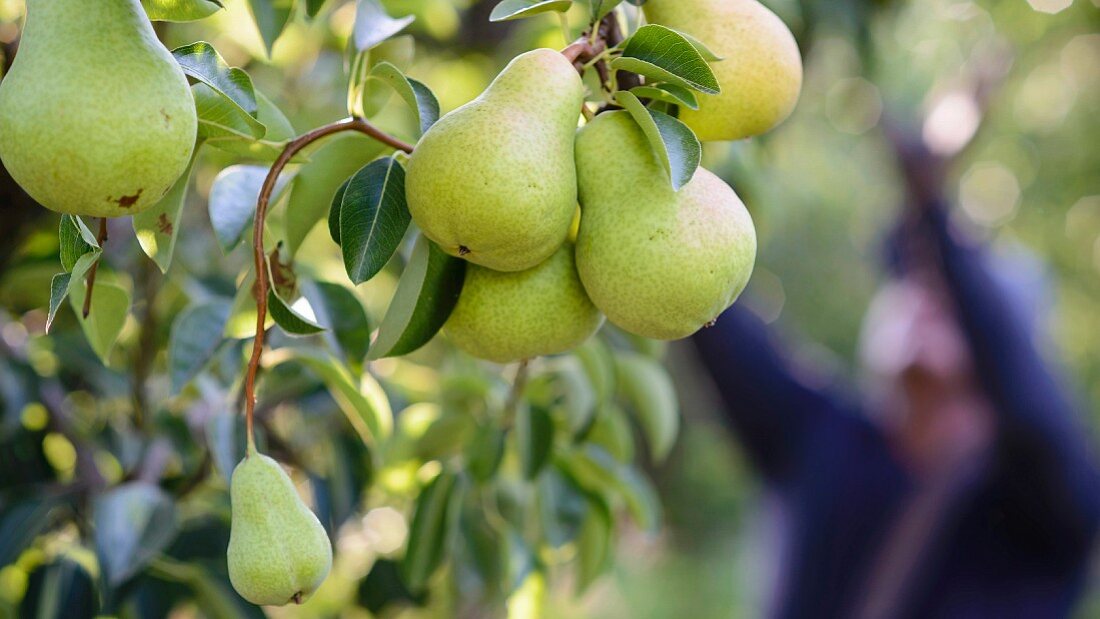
[0,0,800,614]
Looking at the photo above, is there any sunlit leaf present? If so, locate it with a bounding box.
[172,41,258,116]
[142,0,224,22]
[267,288,325,336]
[134,147,200,273]
[59,215,97,272]
[611,24,720,94]
[246,0,294,56]
[489,0,572,22]
[615,90,701,191]
[353,0,415,51]
[364,62,440,136]
[68,275,130,365]
[629,84,700,110]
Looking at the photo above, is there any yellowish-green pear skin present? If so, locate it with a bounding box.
[575,112,756,340]
[227,453,332,607]
[0,0,196,217]
[405,49,584,272]
[444,244,603,363]
[644,0,802,141]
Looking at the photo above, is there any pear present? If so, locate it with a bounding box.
[444,244,603,363]
[0,0,196,217]
[644,0,802,141]
[227,452,332,606]
[405,49,583,272]
[575,112,756,340]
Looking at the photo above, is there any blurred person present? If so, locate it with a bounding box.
[692,192,1100,617]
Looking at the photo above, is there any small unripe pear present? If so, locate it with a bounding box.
[0,0,196,217]
[444,244,603,363]
[644,0,802,141]
[227,452,332,606]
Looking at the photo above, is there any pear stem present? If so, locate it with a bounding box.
[81,218,108,319]
[242,117,414,452]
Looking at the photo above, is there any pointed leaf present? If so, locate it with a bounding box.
[68,277,130,365]
[629,84,700,110]
[354,0,415,51]
[368,237,466,359]
[267,289,326,336]
[143,0,224,22]
[365,62,440,136]
[134,147,199,273]
[208,164,293,252]
[489,0,572,21]
[403,469,461,592]
[575,497,612,592]
[192,83,265,141]
[169,301,232,393]
[328,178,352,245]
[94,482,179,586]
[518,405,554,480]
[359,36,416,117]
[341,157,410,284]
[246,0,294,56]
[46,273,72,333]
[611,24,720,94]
[205,89,296,161]
[615,352,679,462]
[172,41,258,116]
[615,90,700,191]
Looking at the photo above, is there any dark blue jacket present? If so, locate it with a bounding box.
[692,204,1100,618]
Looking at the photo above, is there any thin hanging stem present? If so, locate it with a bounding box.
[82,218,108,319]
[242,117,414,455]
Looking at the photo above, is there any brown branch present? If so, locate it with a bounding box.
[81,218,108,319]
[243,117,413,454]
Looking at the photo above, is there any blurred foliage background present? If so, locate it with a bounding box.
[0,0,1097,617]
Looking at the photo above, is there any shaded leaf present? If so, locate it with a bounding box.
[206,89,296,161]
[19,559,97,618]
[267,289,325,336]
[518,404,554,480]
[615,352,679,462]
[365,62,440,136]
[557,446,660,532]
[575,496,612,592]
[489,0,572,21]
[341,157,410,284]
[45,273,71,333]
[134,147,200,273]
[589,0,623,20]
[615,90,700,191]
[354,0,415,51]
[94,482,179,586]
[246,0,294,56]
[192,82,265,141]
[302,280,372,365]
[368,237,466,359]
[611,24,720,94]
[0,497,60,566]
[286,134,389,255]
[169,301,232,393]
[403,469,461,592]
[466,423,506,482]
[328,178,352,245]
[59,215,97,272]
[207,165,293,252]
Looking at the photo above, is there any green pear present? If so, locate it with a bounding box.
[405,49,583,272]
[0,0,196,217]
[444,244,603,363]
[575,112,756,340]
[227,452,332,606]
[644,0,802,141]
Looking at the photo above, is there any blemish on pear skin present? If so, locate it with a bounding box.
[704,319,718,328]
[458,245,471,256]
[157,213,173,234]
[292,592,303,605]
[113,188,144,208]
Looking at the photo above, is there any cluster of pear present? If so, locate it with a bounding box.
[0,0,197,218]
[410,0,801,362]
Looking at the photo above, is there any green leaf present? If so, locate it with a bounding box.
[246,0,294,56]
[575,496,612,593]
[0,497,61,567]
[45,273,71,333]
[58,215,97,272]
[19,559,96,618]
[286,134,389,255]
[518,404,554,480]
[368,237,466,359]
[359,36,416,117]
[611,24,720,94]
[328,178,352,245]
[341,157,411,285]
[207,164,293,252]
[489,0,572,21]
[142,0,224,22]
[546,356,598,435]
[68,276,130,365]
[365,62,441,136]
[305,0,327,18]
[614,90,700,191]
[134,147,200,273]
[353,0,415,51]
[629,83,700,110]
[584,404,634,463]
[671,28,724,62]
[267,289,326,336]
[557,446,660,532]
[168,301,232,393]
[205,89,296,161]
[403,469,461,592]
[192,83,266,141]
[574,338,615,406]
[589,0,623,20]
[615,352,679,462]
[172,41,258,117]
[94,482,179,586]
[466,423,506,482]
[302,280,372,366]
[277,348,392,444]
[224,270,273,339]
